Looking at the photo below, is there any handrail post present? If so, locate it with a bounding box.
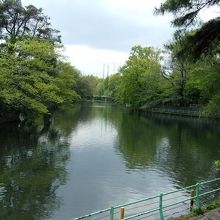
[120,207,124,220]
[159,193,164,220]
[196,183,202,209]
[190,189,195,211]
[110,207,114,220]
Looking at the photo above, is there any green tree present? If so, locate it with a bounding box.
[199,59,220,117]
[0,38,78,119]
[156,0,220,58]
[0,0,61,44]
[55,62,79,104]
[0,1,83,122]
[163,32,194,106]
[75,75,101,98]
[161,27,220,115]
[95,74,122,101]
[96,76,109,96]
[106,73,122,100]
[118,46,164,108]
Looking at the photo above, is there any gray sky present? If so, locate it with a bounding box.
[22,0,174,76]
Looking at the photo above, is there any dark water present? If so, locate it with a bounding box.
[0,103,220,220]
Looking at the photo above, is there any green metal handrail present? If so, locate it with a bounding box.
[73,177,220,220]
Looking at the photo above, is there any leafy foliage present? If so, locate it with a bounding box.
[156,0,219,27]
[0,38,78,118]
[75,75,102,98]
[97,46,166,108]
[0,1,85,122]
[96,41,220,117]
[0,0,61,43]
[156,0,220,58]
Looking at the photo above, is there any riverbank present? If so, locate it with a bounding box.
[191,207,220,219]
[174,196,220,220]
[174,208,220,220]
[148,107,201,118]
[132,105,220,119]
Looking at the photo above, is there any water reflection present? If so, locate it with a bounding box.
[0,104,220,219]
[0,105,89,220]
[115,111,220,186]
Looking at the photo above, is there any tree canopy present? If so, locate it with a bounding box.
[156,0,220,58]
[1,0,220,122]
[0,38,79,118]
[0,0,88,122]
[0,0,61,43]
[118,46,164,108]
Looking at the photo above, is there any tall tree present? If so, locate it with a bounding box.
[0,0,61,44]
[118,46,164,108]
[156,0,220,58]
[163,32,192,106]
[0,38,78,118]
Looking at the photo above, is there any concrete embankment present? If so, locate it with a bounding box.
[191,207,220,220]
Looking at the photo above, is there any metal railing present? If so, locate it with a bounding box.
[73,178,220,220]
[150,108,200,117]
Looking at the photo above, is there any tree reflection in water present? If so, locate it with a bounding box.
[0,104,220,219]
[0,105,90,220]
[99,107,220,186]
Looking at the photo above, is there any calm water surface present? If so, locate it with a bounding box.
[0,103,220,220]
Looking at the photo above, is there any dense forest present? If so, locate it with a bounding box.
[0,0,219,123]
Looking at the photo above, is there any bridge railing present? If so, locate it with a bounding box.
[73,178,220,220]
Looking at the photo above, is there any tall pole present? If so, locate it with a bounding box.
[103,64,105,79]
[107,64,109,77]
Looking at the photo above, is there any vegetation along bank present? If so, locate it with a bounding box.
[0,0,219,124]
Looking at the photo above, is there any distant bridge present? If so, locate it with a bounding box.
[86,95,113,102]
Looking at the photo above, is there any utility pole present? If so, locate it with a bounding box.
[107,64,109,77]
[103,64,105,79]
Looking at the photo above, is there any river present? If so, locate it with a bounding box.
[0,103,219,220]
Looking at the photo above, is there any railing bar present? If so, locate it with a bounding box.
[163,197,192,209]
[74,208,111,219]
[199,188,220,197]
[114,195,160,209]
[137,211,160,220]
[124,199,159,212]
[163,192,219,210]
[124,202,158,212]
[199,177,220,185]
[113,210,120,215]
[94,213,110,220]
[163,194,187,201]
[163,202,188,212]
[124,208,160,220]
[74,178,220,220]
[163,184,196,196]
[163,210,184,218]
[74,193,213,220]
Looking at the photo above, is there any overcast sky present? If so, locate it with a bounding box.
[17,0,173,76]
[21,0,175,76]
[20,0,219,76]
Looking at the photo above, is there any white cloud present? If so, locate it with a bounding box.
[199,5,219,22]
[63,44,129,77]
[104,0,172,27]
[21,0,173,77]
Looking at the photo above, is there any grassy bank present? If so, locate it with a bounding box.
[171,196,220,220]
